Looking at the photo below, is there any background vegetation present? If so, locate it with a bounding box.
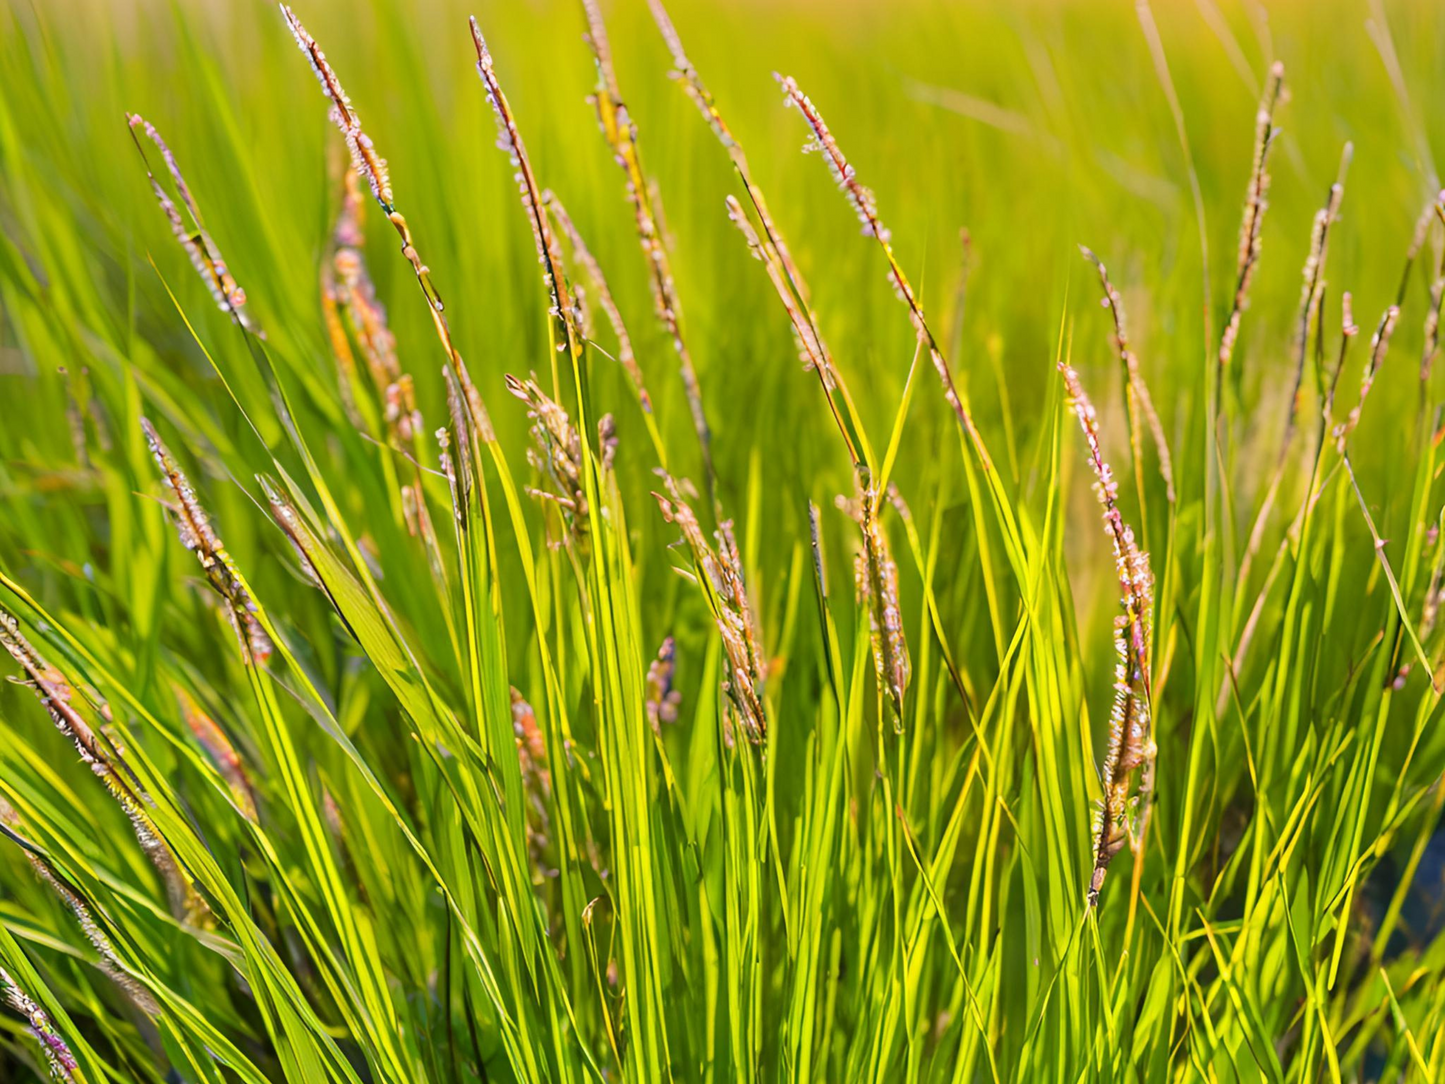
[1,0,1444,1079]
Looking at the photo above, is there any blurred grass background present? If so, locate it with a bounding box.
[5,0,1443,624]
[2,0,1445,1079]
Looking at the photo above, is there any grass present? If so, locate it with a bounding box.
[0,0,1444,1079]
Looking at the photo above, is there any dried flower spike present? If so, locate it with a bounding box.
[126,113,256,333]
[0,965,78,1081]
[644,636,682,735]
[1079,246,1175,502]
[654,475,767,742]
[1218,61,1285,369]
[1058,363,1155,906]
[838,470,910,726]
[142,418,273,664]
[0,609,199,920]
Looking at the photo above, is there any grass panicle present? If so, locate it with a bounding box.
[777,73,994,472]
[0,609,198,922]
[126,113,255,332]
[0,798,160,1016]
[838,474,911,726]
[654,474,767,743]
[141,418,272,665]
[0,965,77,1082]
[643,635,681,735]
[1058,362,1155,906]
[1335,304,1401,450]
[1218,60,1285,370]
[1079,245,1176,503]
[580,0,716,500]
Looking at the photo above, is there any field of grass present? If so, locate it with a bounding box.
[1,0,1445,1079]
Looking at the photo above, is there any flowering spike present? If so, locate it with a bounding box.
[0,966,78,1080]
[0,609,200,920]
[777,74,993,473]
[1058,364,1155,906]
[142,419,272,665]
[1079,246,1175,503]
[838,470,910,726]
[580,0,716,502]
[654,474,767,742]
[1218,61,1285,369]
[126,113,255,332]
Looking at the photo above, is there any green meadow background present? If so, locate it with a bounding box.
[1,0,1444,1079]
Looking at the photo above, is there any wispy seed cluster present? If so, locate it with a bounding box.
[654,475,766,744]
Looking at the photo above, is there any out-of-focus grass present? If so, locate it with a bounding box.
[0,0,1444,1079]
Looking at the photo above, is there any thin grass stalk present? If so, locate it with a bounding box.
[282,5,495,441]
[578,0,717,508]
[1287,146,1353,438]
[724,196,857,464]
[542,191,652,416]
[1079,245,1176,504]
[723,194,910,720]
[775,75,993,473]
[1224,295,1360,714]
[1334,305,1401,451]
[1234,148,1350,600]
[1419,195,1445,384]
[649,0,867,463]
[1395,190,1442,307]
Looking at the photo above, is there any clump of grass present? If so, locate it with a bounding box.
[5,0,1445,1080]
